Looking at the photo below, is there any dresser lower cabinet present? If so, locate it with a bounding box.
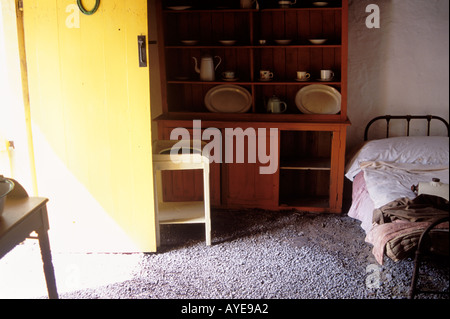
[156,118,348,213]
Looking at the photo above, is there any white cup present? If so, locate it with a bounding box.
[320,69,334,80]
[296,71,310,80]
[222,70,235,79]
[260,70,274,80]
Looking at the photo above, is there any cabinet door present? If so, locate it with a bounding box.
[222,127,279,208]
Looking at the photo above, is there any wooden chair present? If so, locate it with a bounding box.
[152,140,211,247]
[409,216,449,299]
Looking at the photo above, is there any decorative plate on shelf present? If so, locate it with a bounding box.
[295,85,341,114]
[204,85,252,113]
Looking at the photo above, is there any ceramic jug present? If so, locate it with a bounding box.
[240,0,255,8]
[267,95,287,113]
[192,55,222,81]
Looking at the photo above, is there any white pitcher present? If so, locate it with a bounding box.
[192,55,222,81]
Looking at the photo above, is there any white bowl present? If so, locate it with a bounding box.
[313,2,328,6]
[219,40,237,46]
[309,39,327,45]
[0,178,14,216]
[274,39,292,45]
[167,6,192,10]
[181,40,199,45]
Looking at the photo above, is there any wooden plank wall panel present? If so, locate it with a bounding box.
[23,0,155,252]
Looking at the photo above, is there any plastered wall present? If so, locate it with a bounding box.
[347,0,449,151]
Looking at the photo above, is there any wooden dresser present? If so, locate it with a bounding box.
[154,0,349,213]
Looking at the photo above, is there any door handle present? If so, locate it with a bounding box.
[138,35,147,67]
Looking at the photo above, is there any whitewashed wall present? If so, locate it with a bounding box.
[347,0,449,151]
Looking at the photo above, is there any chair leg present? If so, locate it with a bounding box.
[205,221,211,246]
[203,163,211,246]
[409,250,421,299]
[409,216,449,299]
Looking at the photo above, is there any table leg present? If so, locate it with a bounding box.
[37,227,58,299]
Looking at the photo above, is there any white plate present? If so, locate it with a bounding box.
[204,85,252,113]
[295,85,341,114]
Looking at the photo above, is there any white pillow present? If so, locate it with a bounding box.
[345,136,449,181]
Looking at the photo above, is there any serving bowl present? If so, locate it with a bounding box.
[181,40,199,45]
[219,40,237,46]
[0,177,14,216]
[308,38,327,45]
[274,39,292,45]
[167,6,192,10]
[312,2,328,6]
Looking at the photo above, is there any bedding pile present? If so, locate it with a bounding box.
[346,136,449,264]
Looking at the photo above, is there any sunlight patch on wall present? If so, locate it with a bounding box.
[31,125,141,253]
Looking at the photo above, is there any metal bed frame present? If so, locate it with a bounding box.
[364,114,449,141]
[364,115,449,299]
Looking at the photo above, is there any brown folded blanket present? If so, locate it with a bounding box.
[373,194,449,224]
[366,194,449,264]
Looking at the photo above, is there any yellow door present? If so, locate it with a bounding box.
[22,0,156,252]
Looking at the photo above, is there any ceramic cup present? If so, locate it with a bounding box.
[296,71,310,81]
[267,101,287,113]
[260,70,274,81]
[320,69,334,80]
[222,71,236,80]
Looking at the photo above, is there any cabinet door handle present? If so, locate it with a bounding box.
[138,35,147,67]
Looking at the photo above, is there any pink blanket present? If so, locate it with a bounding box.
[365,220,431,264]
[347,172,375,234]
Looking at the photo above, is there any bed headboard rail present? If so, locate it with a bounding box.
[364,115,449,141]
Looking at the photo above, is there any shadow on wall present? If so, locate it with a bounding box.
[347,0,393,152]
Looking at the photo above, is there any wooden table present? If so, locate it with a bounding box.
[0,197,58,299]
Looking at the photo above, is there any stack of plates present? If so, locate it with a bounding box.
[295,85,341,114]
[204,85,252,113]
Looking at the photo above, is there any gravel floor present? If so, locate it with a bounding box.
[1,209,448,300]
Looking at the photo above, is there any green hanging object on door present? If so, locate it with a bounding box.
[77,0,100,15]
